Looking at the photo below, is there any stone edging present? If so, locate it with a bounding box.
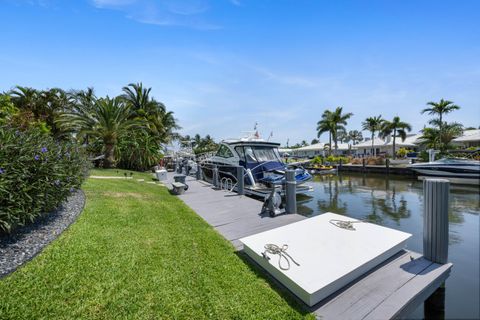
[0,190,86,278]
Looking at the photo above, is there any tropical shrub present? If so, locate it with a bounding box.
[396,148,413,158]
[0,125,89,234]
[324,155,349,164]
[311,156,323,165]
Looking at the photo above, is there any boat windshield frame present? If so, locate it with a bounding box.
[234,145,283,164]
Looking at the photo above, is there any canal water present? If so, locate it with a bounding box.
[297,173,479,319]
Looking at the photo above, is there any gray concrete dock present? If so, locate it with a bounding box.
[165,172,452,319]
[167,173,305,249]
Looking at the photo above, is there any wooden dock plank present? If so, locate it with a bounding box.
[312,251,423,319]
[168,174,305,243]
[365,262,452,320]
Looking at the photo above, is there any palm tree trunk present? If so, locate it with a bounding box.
[371,132,375,157]
[392,129,396,159]
[104,142,116,168]
[439,113,443,151]
[334,130,338,156]
[328,132,332,156]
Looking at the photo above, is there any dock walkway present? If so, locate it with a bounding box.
[165,172,452,319]
[167,173,305,249]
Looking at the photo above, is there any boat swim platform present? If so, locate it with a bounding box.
[165,173,452,319]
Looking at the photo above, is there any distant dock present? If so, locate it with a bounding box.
[335,163,416,175]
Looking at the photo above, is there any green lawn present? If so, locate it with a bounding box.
[0,169,313,319]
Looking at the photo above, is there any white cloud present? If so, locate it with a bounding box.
[89,0,220,29]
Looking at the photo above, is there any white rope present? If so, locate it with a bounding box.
[262,244,300,270]
[329,219,365,231]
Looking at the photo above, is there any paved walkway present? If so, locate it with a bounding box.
[166,173,305,249]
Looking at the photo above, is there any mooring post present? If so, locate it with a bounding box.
[185,162,190,176]
[285,170,297,214]
[213,165,219,189]
[339,158,343,170]
[423,178,449,264]
[362,157,366,172]
[236,166,244,195]
[386,158,390,174]
[196,161,201,180]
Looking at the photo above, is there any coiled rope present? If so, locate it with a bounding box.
[262,244,300,270]
[329,219,365,231]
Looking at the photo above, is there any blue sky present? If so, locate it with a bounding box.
[1,0,479,145]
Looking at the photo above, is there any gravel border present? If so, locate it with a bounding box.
[0,190,86,278]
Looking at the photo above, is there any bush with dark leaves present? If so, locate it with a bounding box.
[0,125,89,234]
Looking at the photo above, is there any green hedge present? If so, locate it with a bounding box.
[0,126,89,234]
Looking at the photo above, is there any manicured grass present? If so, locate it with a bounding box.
[0,170,313,319]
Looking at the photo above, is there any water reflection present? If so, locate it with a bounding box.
[297,172,480,319]
[299,173,479,228]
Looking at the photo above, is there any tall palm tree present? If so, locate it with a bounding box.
[329,107,353,154]
[317,110,334,155]
[317,107,353,155]
[421,99,460,151]
[121,83,179,143]
[347,130,363,145]
[57,97,141,168]
[362,115,383,156]
[379,116,412,159]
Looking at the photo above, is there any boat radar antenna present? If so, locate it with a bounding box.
[267,131,273,141]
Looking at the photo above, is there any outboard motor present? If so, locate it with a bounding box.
[262,185,283,217]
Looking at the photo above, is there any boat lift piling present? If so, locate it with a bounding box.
[285,170,297,214]
[236,166,245,195]
[196,161,202,180]
[213,165,220,189]
[423,178,449,264]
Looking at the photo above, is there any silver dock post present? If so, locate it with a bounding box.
[423,178,449,264]
[213,165,219,189]
[285,170,297,214]
[236,166,244,195]
[196,161,202,180]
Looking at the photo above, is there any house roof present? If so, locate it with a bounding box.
[295,142,351,151]
[352,133,423,149]
[353,137,385,148]
[453,129,480,142]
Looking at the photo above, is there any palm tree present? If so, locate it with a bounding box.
[121,83,179,144]
[10,86,71,136]
[329,107,353,154]
[57,97,141,168]
[379,116,412,159]
[317,110,334,155]
[317,107,353,155]
[337,129,348,143]
[362,116,383,156]
[311,138,319,145]
[347,130,363,145]
[421,99,460,151]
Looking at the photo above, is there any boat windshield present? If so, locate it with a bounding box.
[237,146,282,163]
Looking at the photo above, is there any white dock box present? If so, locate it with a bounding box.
[240,212,411,307]
[155,169,168,181]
